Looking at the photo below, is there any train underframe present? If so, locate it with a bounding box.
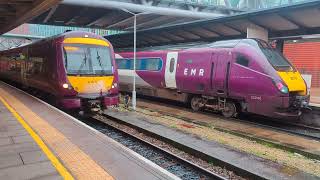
[190,94,310,119]
[192,96,312,121]
[189,95,238,118]
[120,85,309,119]
[121,85,239,118]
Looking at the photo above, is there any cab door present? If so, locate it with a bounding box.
[165,52,178,89]
[212,52,231,96]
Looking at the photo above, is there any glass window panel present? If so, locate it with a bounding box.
[63,44,113,75]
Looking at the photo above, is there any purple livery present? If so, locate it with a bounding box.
[0,31,119,111]
[116,39,309,119]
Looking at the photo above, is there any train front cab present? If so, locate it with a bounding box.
[232,39,309,119]
[273,70,309,117]
[58,35,119,111]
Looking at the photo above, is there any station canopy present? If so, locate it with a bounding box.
[0,0,61,35]
[30,0,240,32]
[104,0,320,48]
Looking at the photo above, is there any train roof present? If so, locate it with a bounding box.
[117,39,256,52]
[0,31,107,53]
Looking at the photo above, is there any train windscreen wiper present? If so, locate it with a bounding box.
[96,51,105,74]
[77,50,88,75]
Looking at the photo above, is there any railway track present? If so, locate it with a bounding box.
[236,116,320,141]
[136,97,320,141]
[76,113,262,180]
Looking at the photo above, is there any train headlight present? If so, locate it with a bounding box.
[63,83,73,90]
[275,81,289,94]
[112,83,118,89]
[62,83,69,89]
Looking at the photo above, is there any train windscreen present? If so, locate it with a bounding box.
[256,40,295,72]
[63,44,113,75]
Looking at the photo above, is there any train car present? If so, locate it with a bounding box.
[116,39,309,119]
[0,31,119,111]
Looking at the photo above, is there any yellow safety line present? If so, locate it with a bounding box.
[0,96,74,180]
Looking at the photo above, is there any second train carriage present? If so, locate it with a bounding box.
[116,39,309,119]
[0,31,119,111]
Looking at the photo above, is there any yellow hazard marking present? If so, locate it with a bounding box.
[67,76,114,94]
[0,86,114,180]
[63,37,110,47]
[0,96,74,180]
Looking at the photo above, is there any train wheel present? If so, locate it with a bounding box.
[190,96,202,111]
[222,102,237,118]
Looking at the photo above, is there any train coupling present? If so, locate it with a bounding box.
[87,100,102,112]
[291,95,310,109]
[300,96,312,111]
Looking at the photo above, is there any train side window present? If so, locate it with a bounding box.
[117,58,162,71]
[29,45,46,75]
[236,55,249,67]
[135,59,142,70]
[169,58,175,72]
[144,58,162,71]
[116,59,128,69]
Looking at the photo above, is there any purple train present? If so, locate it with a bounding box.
[116,39,309,119]
[0,31,119,111]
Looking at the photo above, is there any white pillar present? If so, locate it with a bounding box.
[247,24,268,42]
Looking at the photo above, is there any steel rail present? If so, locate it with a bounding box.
[98,113,266,180]
[136,98,320,141]
[84,115,229,180]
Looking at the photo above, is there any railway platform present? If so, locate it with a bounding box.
[0,81,178,180]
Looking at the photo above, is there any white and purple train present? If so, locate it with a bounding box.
[116,39,309,119]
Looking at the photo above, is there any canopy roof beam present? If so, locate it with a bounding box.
[62,0,225,19]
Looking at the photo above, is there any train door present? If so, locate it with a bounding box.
[165,52,178,89]
[212,52,231,96]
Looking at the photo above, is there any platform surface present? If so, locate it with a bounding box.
[0,101,62,180]
[0,81,177,180]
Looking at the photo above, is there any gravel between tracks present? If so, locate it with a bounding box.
[94,114,246,180]
[114,104,320,177]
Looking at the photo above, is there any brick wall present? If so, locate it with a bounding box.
[284,42,320,87]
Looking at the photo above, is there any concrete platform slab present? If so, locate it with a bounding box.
[20,150,48,164]
[0,161,58,180]
[0,137,12,146]
[32,174,63,180]
[0,154,23,169]
[12,135,34,144]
